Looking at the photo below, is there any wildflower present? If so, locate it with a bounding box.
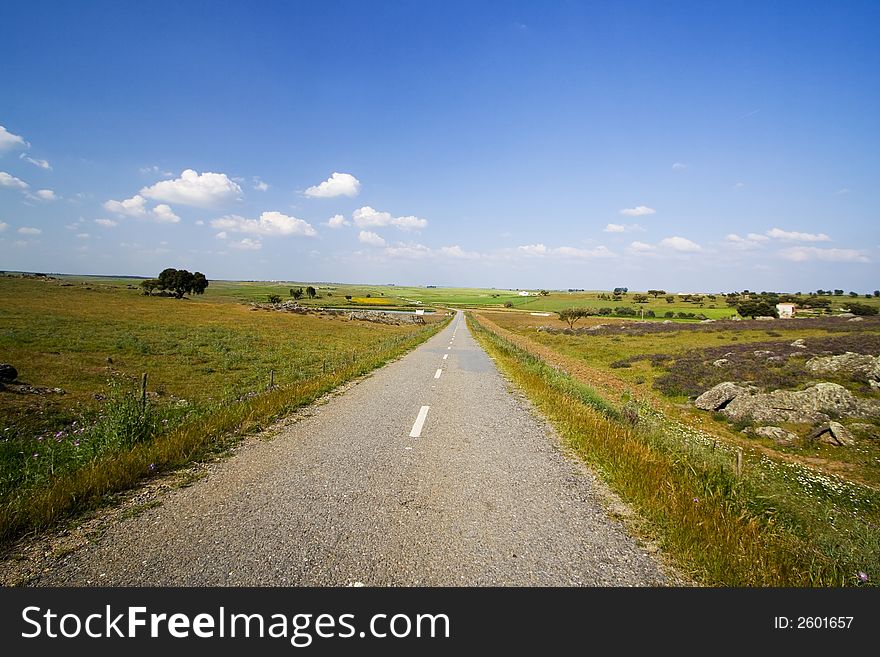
[33,453,39,458]
[858,571,868,583]
[692,497,699,503]
[148,463,156,472]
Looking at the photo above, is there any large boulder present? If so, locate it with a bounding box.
[805,352,880,381]
[752,426,799,445]
[807,421,855,446]
[722,382,879,424]
[0,364,17,382]
[694,382,750,411]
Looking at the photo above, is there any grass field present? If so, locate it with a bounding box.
[471,310,880,586]
[0,275,447,542]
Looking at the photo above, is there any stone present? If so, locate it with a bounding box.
[838,313,855,318]
[849,316,864,322]
[790,339,807,349]
[755,316,776,321]
[712,358,729,367]
[662,320,673,324]
[753,426,799,445]
[694,382,750,411]
[753,350,773,357]
[807,421,855,446]
[805,352,880,380]
[0,363,17,382]
[722,382,879,425]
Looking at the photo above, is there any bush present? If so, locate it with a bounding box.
[845,303,879,316]
[614,306,637,317]
[664,311,674,318]
[503,301,513,308]
[645,310,655,318]
[268,294,282,304]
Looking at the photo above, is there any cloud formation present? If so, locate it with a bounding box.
[20,153,51,170]
[141,169,242,208]
[358,230,386,247]
[94,219,118,227]
[659,236,702,252]
[352,206,428,230]
[326,214,350,228]
[211,211,317,237]
[303,172,360,198]
[0,171,29,190]
[18,226,42,235]
[0,126,28,152]
[779,246,869,263]
[765,227,830,242]
[620,205,655,216]
[516,243,615,258]
[35,189,57,201]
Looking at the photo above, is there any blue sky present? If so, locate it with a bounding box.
[1,0,878,291]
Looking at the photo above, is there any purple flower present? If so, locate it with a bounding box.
[692,497,699,503]
[858,571,869,583]
[148,463,156,472]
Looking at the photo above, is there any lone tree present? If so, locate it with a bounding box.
[665,295,675,304]
[647,289,666,298]
[290,287,303,300]
[557,307,589,329]
[306,286,317,299]
[156,268,208,299]
[539,289,550,296]
[845,302,879,316]
[736,299,778,319]
[632,294,649,303]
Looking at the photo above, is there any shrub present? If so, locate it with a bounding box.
[845,303,879,316]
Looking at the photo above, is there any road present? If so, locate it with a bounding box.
[34,311,671,586]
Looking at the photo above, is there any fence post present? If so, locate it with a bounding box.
[735,448,743,478]
[269,369,274,389]
[141,372,148,413]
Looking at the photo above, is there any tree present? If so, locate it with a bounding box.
[845,303,879,316]
[290,287,304,300]
[557,307,589,329]
[306,286,317,299]
[156,268,209,299]
[503,301,513,308]
[647,289,666,298]
[268,294,282,304]
[632,294,649,303]
[345,295,352,301]
[665,295,675,304]
[736,299,779,319]
[874,290,879,298]
[140,279,159,296]
[849,291,859,298]
[834,289,844,296]
[539,290,550,296]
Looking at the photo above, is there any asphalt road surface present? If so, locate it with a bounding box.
[35,312,670,586]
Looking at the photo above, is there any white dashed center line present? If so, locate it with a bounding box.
[434,369,442,379]
[409,406,430,438]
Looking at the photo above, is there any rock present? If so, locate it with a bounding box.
[807,421,855,446]
[838,313,855,318]
[662,320,673,324]
[790,339,807,349]
[753,350,773,358]
[849,316,864,322]
[0,364,17,382]
[722,382,879,424]
[805,352,880,380]
[700,319,716,323]
[694,382,750,411]
[753,426,799,445]
[712,358,729,367]
[755,316,776,321]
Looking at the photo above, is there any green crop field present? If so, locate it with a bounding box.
[0,274,447,541]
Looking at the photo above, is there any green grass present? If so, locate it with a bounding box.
[469,312,880,586]
[0,275,447,543]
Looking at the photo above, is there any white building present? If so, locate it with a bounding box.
[517,290,531,296]
[776,303,796,318]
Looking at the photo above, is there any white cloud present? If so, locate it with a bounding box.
[0,221,8,232]
[352,205,428,231]
[18,226,42,235]
[779,246,870,263]
[195,219,205,226]
[0,126,28,152]
[358,230,386,247]
[326,213,350,228]
[733,182,745,189]
[620,205,655,216]
[104,194,147,217]
[0,171,29,190]
[629,241,655,252]
[215,231,228,239]
[391,215,428,230]
[253,177,269,192]
[94,219,118,228]
[230,238,262,250]
[766,227,830,242]
[672,162,687,170]
[303,172,360,198]
[152,204,180,223]
[383,243,431,258]
[76,233,90,239]
[20,154,51,170]
[747,232,769,242]
[659,236,702,252]
[517,243,615,258]
[834,187,849,195]
[211,211,317,237]
[140,165,173,176]
[725,233,766,250]
[35,189,57,201]
[437,245,479,259]
[141,169,242,207]
[604,223,626,233]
